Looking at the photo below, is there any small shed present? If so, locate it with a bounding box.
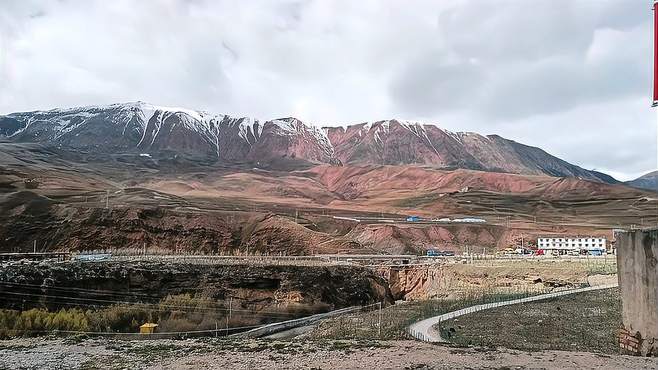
[139,323,158,334]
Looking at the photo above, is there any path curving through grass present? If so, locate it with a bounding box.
[407,283,618,343]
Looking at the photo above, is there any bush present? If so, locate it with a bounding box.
[89,304,154,332]
[0,308,89,338]
[0,293,327,337]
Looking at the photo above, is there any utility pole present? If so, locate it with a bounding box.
[226,297,233,332]
[378,301,382,338]
[33,240,36,254]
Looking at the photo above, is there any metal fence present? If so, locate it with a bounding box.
[406,283,619,342]
[103,254,347,267]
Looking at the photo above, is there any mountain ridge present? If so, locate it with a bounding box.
[0,102,616,183]
[625,170,658,192]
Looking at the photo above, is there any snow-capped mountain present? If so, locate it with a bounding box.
[323,120,617,183]
[0,102,615,182]
[0,102,336,164]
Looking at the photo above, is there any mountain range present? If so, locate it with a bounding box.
[0,102,617,183]
[0,102,656,253]
[625,170,658,192]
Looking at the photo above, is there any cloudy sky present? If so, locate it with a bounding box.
[0,0,654,180]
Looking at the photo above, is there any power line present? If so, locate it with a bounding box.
[0,281,193,300]
[0,293,296,320]
[0,281,298,316]
[0,290,298,318]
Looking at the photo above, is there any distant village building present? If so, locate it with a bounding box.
[537,236,607,255]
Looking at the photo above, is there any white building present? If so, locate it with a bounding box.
[537,236,607,255]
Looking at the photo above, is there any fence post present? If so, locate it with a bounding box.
[377,301,382,338]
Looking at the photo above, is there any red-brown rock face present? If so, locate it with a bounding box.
[324,119,615,183]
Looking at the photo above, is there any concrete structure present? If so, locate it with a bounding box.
[616,229,657,356]
[537,236,607,255]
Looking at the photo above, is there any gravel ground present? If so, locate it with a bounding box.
[0,337,656,370]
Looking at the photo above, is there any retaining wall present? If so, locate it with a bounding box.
[616,228,658,357]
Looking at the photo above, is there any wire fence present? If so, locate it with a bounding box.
[407,283,619,343]
[307,280,622,343]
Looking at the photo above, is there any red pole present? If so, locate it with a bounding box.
[651,0,658,107]
[654,2,658,172]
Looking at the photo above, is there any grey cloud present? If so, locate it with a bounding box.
[390,56,483,115]
[437,1,595,62]
[391,1,650,120]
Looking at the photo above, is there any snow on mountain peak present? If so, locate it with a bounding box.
[0,102,338,163]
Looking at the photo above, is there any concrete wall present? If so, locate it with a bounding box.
[616,228,658,356]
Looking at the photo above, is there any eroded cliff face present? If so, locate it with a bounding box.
[382,263,591,301]
[0,192,238,253]
[0,261,393,315]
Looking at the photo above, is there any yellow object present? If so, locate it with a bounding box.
[139,323,158,334]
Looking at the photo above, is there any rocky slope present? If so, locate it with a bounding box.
[346,223,507,255]
[324,120,615,182]
[0,190,370,254]
[0,260,393,313]
[383,262,591,301]
[0,102,613,181]
[625,170,658,192]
